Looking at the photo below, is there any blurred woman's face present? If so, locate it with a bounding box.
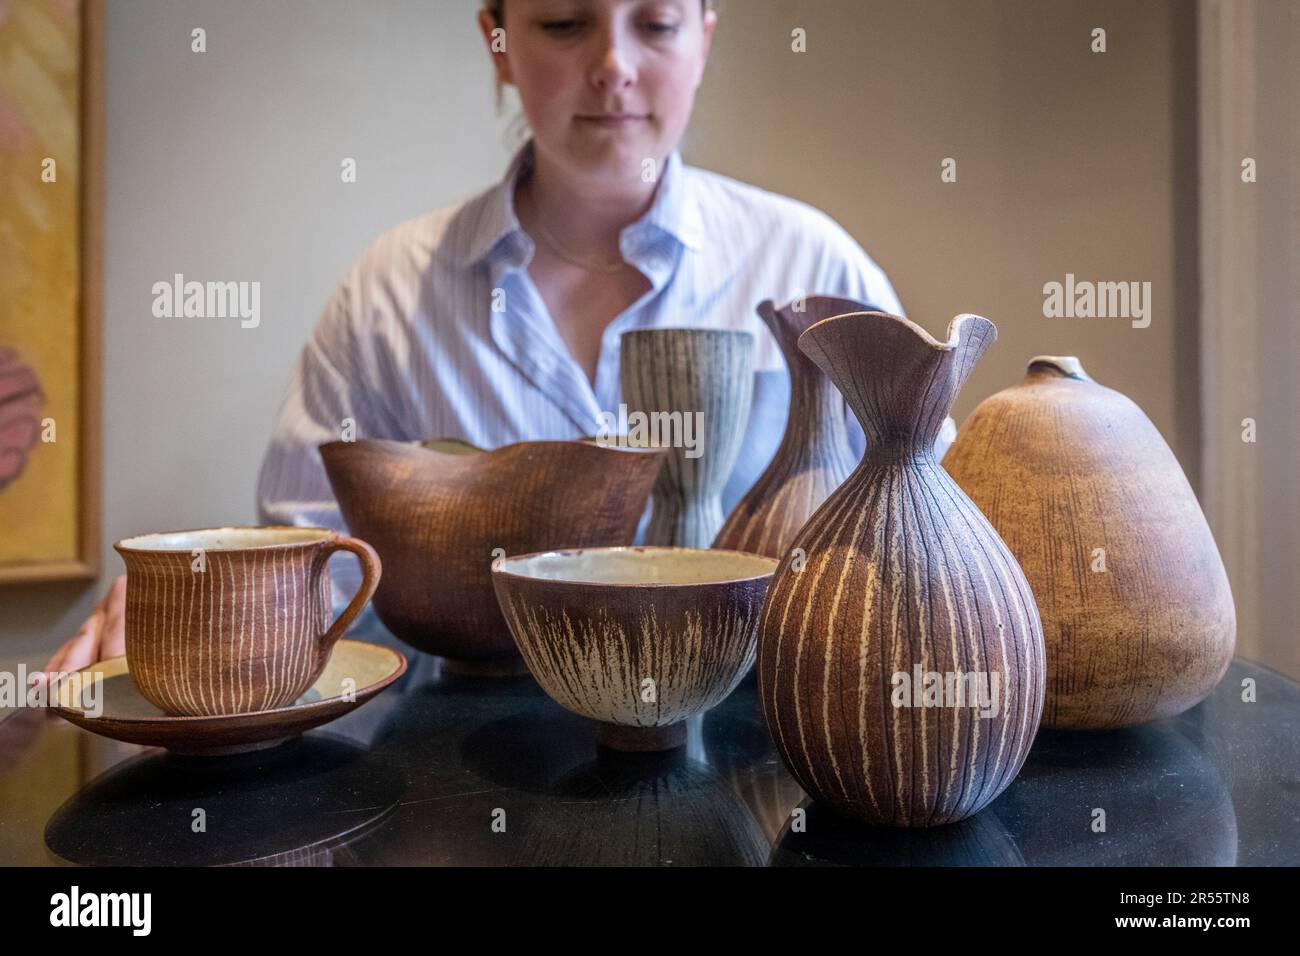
[483,0,715,188]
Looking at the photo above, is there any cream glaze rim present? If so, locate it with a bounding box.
[420,436,666,455]
[322,436,664,457]
[115,526,336,553]
[798,310,991,351]
[494,546,778,588]
[51,640,406,721]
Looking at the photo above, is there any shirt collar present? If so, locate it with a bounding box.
[456,138,703,270]
[632,146,704,253]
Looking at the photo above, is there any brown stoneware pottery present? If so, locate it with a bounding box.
[942,356,1236,729]
[114,527,381,717]
[51,639,406,755]
[320,437,665,674]
[714,296,869,559]
[619,328,755,547]
[492,546,778,751]
[758,311,1046,827]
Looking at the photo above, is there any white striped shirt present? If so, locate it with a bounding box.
[256,138,904,602]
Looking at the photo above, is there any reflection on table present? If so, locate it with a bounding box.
[0,627,1294,866]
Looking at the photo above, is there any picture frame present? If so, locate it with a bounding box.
[0,0,102,584]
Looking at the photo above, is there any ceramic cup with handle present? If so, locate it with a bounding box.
[113,527,381,717]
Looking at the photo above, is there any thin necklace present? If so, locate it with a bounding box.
[522,184,628,275]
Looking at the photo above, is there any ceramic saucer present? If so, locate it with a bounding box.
[52,639,406,755]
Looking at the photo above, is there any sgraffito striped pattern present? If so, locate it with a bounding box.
[494,567,772,729]
[715,297,866,558]
[620,328,754,548]
[116,531,379,717]
[757,311,1046,827]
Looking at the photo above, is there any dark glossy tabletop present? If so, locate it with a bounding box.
[1,619,1297,866]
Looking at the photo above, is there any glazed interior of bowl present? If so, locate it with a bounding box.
[497,547,777,586]
[580,434,673,452]
[418,438,482,455]
[117,527,332,552]
[421,436,661,455]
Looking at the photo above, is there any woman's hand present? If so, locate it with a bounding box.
[44,575,127,675]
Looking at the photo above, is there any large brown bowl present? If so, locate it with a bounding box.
[320,438,665,673]
[492,546,778,750]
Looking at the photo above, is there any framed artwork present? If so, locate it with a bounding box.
[0,0,101,583]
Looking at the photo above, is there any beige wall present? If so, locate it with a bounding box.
[2,0,515,664]
[689,0,1199,468]
[1199,0,1300,679]
[2,1,1226,668]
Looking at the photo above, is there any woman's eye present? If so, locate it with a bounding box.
[541,19,583,34]
[641,21,680,36]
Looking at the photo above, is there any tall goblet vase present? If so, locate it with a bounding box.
[619,328,754,548]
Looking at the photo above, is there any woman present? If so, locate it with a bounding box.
[46,0,902,673]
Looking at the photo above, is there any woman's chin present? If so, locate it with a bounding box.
[564,130,664,182]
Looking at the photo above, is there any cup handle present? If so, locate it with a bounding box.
[314,535,382,654]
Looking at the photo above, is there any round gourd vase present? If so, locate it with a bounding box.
[757,311,1046,828]
[941,356,1236,729]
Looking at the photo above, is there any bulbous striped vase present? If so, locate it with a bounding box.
[757,311,1045,827]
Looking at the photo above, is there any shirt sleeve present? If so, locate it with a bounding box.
[255,272,380,611]
[816,213,906,318]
